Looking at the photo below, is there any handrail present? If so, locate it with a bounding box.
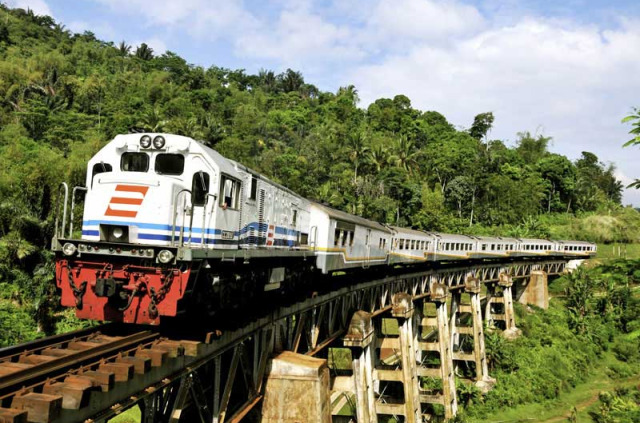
[54,182,69,240]
[171,189,192,247]
[69,186,88,238]
[201,194,218,247]
[310,226,317,252]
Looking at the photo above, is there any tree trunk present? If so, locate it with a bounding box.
[469,189,476,226]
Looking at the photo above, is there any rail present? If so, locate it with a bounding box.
[0,331,158,400]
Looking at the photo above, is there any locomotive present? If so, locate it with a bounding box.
[52,133,596,325]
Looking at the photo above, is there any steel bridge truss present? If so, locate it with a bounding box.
[82,259,566,423]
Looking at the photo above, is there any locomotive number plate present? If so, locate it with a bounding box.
[221,231,234,240]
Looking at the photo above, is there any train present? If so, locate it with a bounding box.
[52,133,596,325]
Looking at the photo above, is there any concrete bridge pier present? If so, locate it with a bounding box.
[417,283,458,420]
[518,270,549,309]
[343,311,377,423]
[391,293,422,423]
[465,277,495,392]
[498,273,521,339]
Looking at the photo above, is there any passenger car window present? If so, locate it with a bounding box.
[155,154,184,175]
[121,152,149,172]
[191,171,210,206]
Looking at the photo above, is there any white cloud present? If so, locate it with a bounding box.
[235,8,363,69]
[93,0,258,41]
[6,0,52,16]
[367,0,486,42]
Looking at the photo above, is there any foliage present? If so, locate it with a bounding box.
[0,5,632,343]
[467,260,640,419]
[622,108,640,189]
[590,387,640,423]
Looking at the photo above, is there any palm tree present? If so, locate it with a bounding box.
[258,69,277,93]
[390,135,420,174]
[137,107,166,132]
[279,69,304,93]
[337,85,359,106]
[118,41,131,57]
[135,43,154,61]
[365,143,389,173]
[346,130,369,182]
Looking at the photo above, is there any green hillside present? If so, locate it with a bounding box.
[0,5,638,339]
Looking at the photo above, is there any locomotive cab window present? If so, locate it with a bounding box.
[121,152,149,172]
[155,154,184,175]
[91,162,112,187]
[220,175,241,209]
[191,172,210,206]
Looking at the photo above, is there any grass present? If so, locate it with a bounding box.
[109,406,140,423]
[466,350,638,423]
[594,243,640,260]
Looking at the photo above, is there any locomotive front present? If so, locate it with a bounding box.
[53,133,223,325]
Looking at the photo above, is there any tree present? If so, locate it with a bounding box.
[279,69,304,93]
[117,41,130,57]
[469,112,494,141]
[345,130,368,182]
[135,43,154,60]
[622,108,640,188]
[515,131,550,164]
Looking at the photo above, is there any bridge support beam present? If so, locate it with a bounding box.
[499,274,521,339]
[343,311,377,423]
[391,293,421,423]
[518,270,549,310]
[465,277,495,392]
[418,284,458,420]
[433,285,458,420]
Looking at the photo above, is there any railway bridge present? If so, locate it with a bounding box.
[0,257,576,423]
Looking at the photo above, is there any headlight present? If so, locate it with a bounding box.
[140,135,152,148]
[62,242,77,256]
[153,135,165,149]
[78,244,87,252]
[158,249,174,263]
[112,227,124,239]
[146,249,154,257]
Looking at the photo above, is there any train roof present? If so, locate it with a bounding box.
[519,238,553,243]
[556,240,595,245]
[310,202,393,233]
[388,226,429,237]
[431,232,477,241]
[476,236,519,243]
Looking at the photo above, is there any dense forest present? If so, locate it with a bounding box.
[0,5,638,338]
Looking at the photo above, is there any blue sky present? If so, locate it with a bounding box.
[7,0,640,206]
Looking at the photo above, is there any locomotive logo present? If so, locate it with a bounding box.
[104,184,149,218]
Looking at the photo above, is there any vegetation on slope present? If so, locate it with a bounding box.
[0,5,637,339]
[460,260,640,422]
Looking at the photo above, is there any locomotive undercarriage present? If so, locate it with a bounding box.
[55,239,317,325]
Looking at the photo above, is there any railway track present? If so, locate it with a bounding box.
[0,324,205,423]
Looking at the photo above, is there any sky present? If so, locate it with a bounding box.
[6,0,640,206]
